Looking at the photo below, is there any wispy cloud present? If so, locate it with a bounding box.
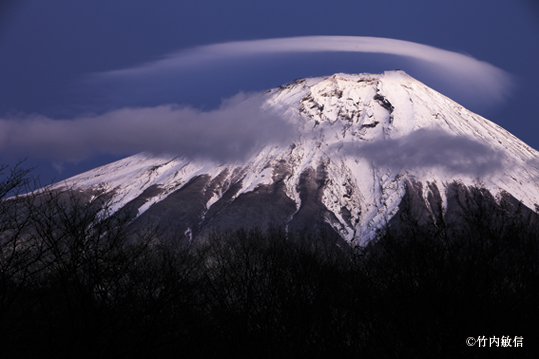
[2,37,513,170]
[0,93,295,163]
[336,128,505,176]
[94,36,513,106]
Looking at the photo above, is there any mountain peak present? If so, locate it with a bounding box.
[270,71,535,156]
[52,72,539,244]
[271,70,435,132]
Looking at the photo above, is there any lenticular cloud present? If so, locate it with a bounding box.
[97,36,512,104]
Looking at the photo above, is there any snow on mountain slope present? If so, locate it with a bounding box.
[52,70,539,244]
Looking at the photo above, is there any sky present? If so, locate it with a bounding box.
[0,0,538,186]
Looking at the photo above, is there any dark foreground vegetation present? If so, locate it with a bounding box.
[1,163,538,358]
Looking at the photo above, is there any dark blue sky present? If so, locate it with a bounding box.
[0,0,538,185]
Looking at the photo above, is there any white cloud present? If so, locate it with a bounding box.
[96,36,513,105]
[2,37,514,168]
[0,93,296,163]
[337,128,505,176]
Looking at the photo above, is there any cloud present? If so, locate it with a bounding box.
[93,36,513,106]
[2,37,513,171]
[527,157,539,181]
[337,128,505,176]
[0,93,296,163]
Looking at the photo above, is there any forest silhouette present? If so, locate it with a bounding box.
[1,163,538,358]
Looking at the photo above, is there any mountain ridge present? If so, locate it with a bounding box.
[50,70,539,244]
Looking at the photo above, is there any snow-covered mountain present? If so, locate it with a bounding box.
[52,70,539,245]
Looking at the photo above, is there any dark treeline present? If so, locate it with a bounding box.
[1,164,539,358]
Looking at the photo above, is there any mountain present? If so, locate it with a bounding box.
[52,70,539,245]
